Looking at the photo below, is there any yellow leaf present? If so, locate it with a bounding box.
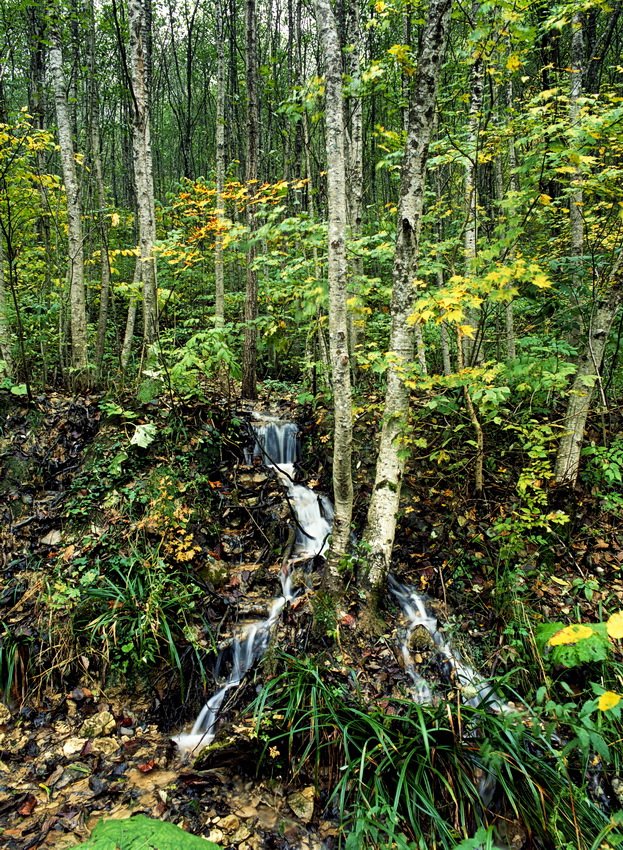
[598,691,622,712]
[607,612,623,640]
[539,194,552,205]
[506,54,522,72]
[547,624,594,646]
[110,212,120,227]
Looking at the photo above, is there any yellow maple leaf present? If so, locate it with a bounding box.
[598,691,622,712]
[607,612,623,640]
[547,624,594,646]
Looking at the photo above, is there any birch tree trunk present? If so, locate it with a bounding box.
[315,0,353,576]
[214,0,226,326]
[49,15,89,381]
[363,0,453,600]
[555,276,622,486]
[462,3,484,365]
[241,0,259,399]
[345,0,363,376]
[569,13,585,306]
[0,240,12,376]
[87,0,112,380]
[128,0,158,349]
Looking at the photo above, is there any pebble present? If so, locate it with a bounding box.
[80,710,116,738]
[62,737,86,757]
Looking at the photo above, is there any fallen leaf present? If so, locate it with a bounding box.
[18,794,38,816]
[137,759,157,773]
[607,612,623,640]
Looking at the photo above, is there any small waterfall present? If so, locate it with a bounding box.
[389,576,502,710]
[174,414,333,753]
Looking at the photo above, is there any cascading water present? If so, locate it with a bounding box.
[173,414,333,753]
[389,575,503,710]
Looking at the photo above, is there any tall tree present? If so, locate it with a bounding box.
[48,2,89,381]
[214,0,226,326]
[128,0,158,350]
[241,0,259,398]
[363,0,453,604]
[315,0,353,578]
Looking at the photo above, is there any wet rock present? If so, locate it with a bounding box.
[80,710,115,738]
[287,786,315,821]
[63,736,87,757]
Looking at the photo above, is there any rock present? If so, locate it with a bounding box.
[287,786,315,821]
[90,738,120,757]
[41,529,62,545]
[80,710,115,738]
[219,814,240,831]
[232,825,251,842]
[207,828,224,843]
[63,737,87,757]
[119,726,134,737]
[0,704,11,725]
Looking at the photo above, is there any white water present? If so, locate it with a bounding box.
[174,415,333,753]
[389,576,502,710]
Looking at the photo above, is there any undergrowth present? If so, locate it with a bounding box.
[250,654,622,850]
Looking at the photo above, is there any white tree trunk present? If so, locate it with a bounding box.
[121,263,141,372]
[315,0,353,574]
[0,240,12,376]
[555,278,622,487]
[363,0,453,598]
[569,13,585,301]
[49,22,89,380]
[128,0,158,349]
[214,2,226,326]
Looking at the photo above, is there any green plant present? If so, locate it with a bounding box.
[77,815,219,849]
[0,621,34,701]
[250,654,614,850]
[582,438,623,513]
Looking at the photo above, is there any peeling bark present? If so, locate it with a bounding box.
[315,0,353,577]
[363,0,453,598]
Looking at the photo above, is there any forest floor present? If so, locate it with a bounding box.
[1,392,623,849]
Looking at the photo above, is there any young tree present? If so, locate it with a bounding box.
[363,0,454,604]
[128,0,158,350]
[214,0,226,326]
[241,0,259,398]
[48,3,89,381]
[315,0,353,579]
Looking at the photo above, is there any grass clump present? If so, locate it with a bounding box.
[250,653,620,850]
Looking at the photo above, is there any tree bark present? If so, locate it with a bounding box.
[0,239,12,377]
[215,0,226,326]
[128,0,158,350]
[363,0,453,599]
[241,0,259,398]
[48,11,89,381]
[315,0,354,577]
[555,274,622,487]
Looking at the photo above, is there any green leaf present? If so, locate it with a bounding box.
[10,383,28,396]
[130,423,158,448]
[76,815,220,849]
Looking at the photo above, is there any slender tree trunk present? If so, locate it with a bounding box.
[345,0,363,376]
[87,0,112,380]
[49,12,89,381]
[555,274,622,487]
[241,0,259,398]
[128,0,158,349]
[462,5,484,365]
[315,0,353,576]
[363,0,453,601]
[0,240,12,376]
[569,13,585,313]
[214,1,226,326]
[121,264,141,371]
[505,77,518,360]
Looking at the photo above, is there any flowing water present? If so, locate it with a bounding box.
[174,414,333,753]
[389,575,503,710]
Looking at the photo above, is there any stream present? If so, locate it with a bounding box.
[173,413,501,754]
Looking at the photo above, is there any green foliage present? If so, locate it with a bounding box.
[536,622,611,668]
[251,654,613,850]
[77,815,219,849]
[582,437,623,513]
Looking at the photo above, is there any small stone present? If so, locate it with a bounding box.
[90,738,120,757]
[80,710,115,738]
[207,829,224,843]
[232,825,251,842]
[119,726,134,737]
[219,814,240,831]
[287,786,315,821]
[63,737,86,757]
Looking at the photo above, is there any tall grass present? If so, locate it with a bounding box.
[250,654,617,850]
